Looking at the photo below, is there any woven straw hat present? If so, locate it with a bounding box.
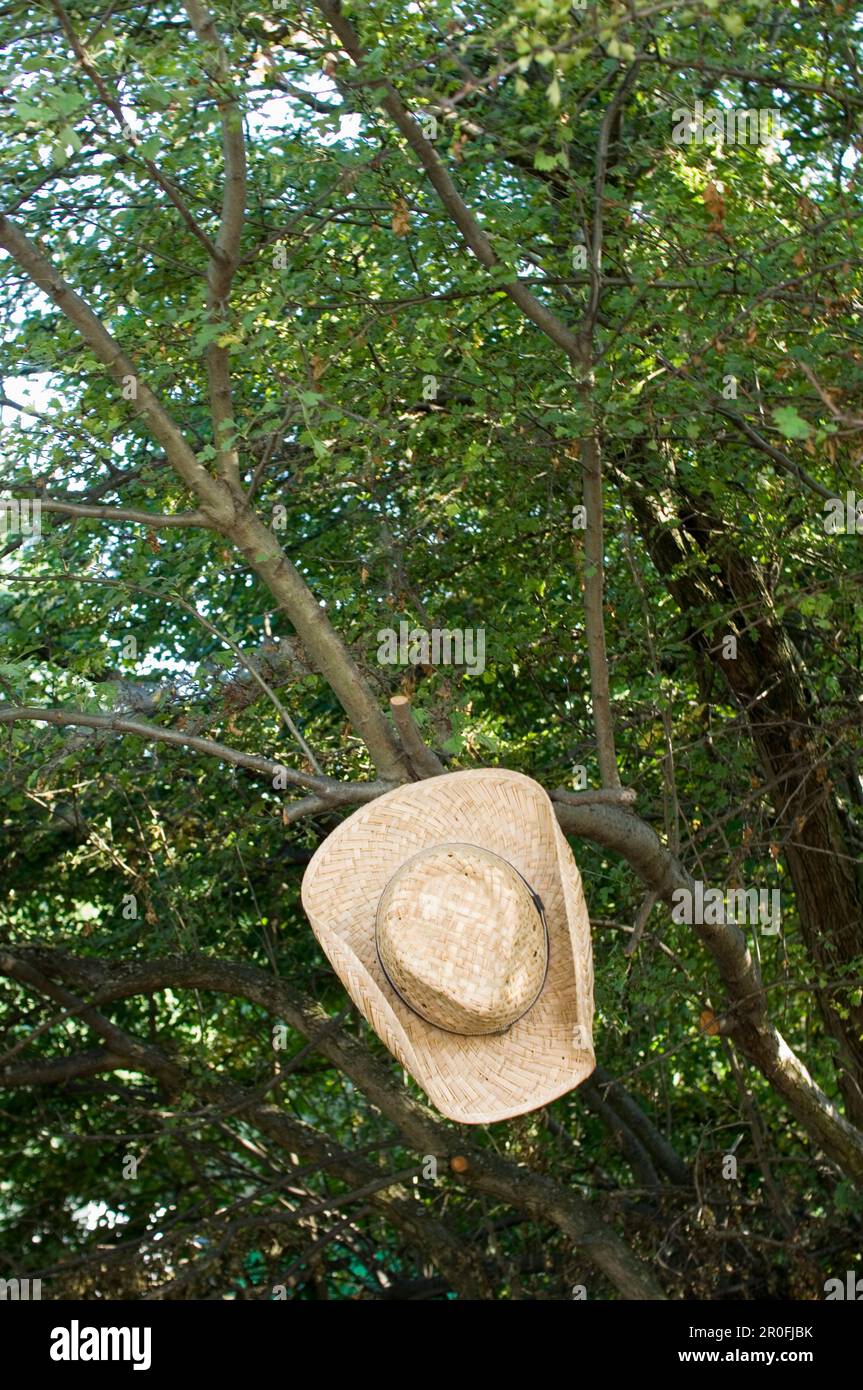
[301,769,595,1124]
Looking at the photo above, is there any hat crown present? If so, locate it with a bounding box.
[375,842,547,1036]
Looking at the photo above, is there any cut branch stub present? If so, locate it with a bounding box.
[390,695,446,779]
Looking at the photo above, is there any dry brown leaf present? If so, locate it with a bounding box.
[392,197,411,236]
[703,181,726,232]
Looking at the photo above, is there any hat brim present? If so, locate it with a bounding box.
[301,769,595,1124]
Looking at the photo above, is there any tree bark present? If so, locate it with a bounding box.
[623,470,863,1125]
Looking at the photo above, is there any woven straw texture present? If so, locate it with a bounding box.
[376,842,548,1036]
[301,769,595,1124]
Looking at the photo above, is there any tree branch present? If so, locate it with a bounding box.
[581,435,621,788]
[0,213,236,526]
[0,1046,127,1087]
[47,0,220,259]
[0,953,184,1091]
[550,787,637,806]
[389,695,445,778]
[576,72,641,790]
[0,215,406,780]
[19,949,666,1299]
[552,800,863,1184]
[37,499,207,528]
[0,704,389,803]
[184,0,248,490]
[6,677,860,1181]
[313,0,586,364]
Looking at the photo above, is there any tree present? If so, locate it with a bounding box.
[1,0,861,1300]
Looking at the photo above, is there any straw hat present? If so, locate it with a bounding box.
[301,769,595,1124]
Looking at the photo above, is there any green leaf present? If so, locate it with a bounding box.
[772,406,810,440]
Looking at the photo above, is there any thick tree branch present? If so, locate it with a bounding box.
[0,954,184,1091]
[0,215,406,780]
[0,213,236,525]
[589,1064,690,1188]
[389,695,445,778]
[550,787,636,807]
[19,949,665,1299]
[0,959,493,1298]
[553,800,863,1183]
[0,1046,127,1087]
